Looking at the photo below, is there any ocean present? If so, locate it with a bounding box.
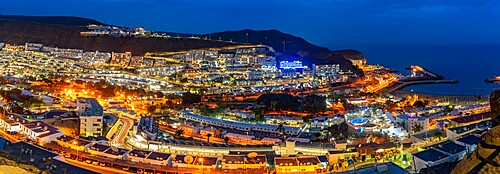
[331,44,500,96]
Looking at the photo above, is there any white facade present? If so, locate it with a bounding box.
[77,98,103,136]
[396,115,430,135]
[182,111,301,135]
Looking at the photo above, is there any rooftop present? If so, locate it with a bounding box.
[146,152,171,161]
[89,143,109,152]
[194,156,218,166]
[1,141,98,174]
[456,134,482,145]
[173,155,193,164]
[317,155,328,163]
[296,156,320,165]
[55,136,91,146]
[449,120,492,135]
[103,147,129,156]
[275,157,298,166]
[36,110,72,119]
[413,148,449,162]
[431,141,466,155]
[129,149,151,158]
[450,112,491,124]
[56,135,75,142]
[78,98,103,116]
[223,155,267,164]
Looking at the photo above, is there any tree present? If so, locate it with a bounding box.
[302,94,327,116]
[147,105,157,114]
[413,100,426,108]
[302,115,313,123]
[270,100,278,111]
[180,78,189,83]
[412,123,423,134]
[328,122,348,139]
[277,123,286,140]
[175,129,184,138]
[433,130,445,141]
[182,92,201,105]
[224,136,230,144]
[256,94,300,111]
[206,133,212,143]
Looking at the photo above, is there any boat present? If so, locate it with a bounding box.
[485,76,500,84]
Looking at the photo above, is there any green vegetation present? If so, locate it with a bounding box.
[255,93,300,112]
[327,122,348,140]
[302,94,327,116]
[206,133,212,143]
[432,130,445,140]
[197,105,224,117]
[182,92,201,105]
[412,123,423,134]
[175,129,184,138]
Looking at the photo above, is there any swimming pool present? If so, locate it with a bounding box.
[351,118,369,125]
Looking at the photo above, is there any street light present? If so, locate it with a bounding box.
[198,158,204,174]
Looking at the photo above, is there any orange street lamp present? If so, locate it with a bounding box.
[199,158,204,174]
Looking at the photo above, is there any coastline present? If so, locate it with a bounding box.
[394,89,490,98]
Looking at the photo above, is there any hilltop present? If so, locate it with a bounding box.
[0,15,237,55]
[0,14,103,26]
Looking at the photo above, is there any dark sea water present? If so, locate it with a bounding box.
[331,44,500,96]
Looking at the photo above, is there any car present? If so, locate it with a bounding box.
[64,153,71,158]
[122,167,129,171]
[99,162,106,167]
[85,159,92,164]
[92,161,99,165]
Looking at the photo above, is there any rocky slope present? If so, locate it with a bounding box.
[451,90,500,174]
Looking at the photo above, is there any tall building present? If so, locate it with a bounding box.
[110,52,132,67]
[139,116,159,134]
[25,43,43,52]
[396,115,429,135]
[312,64,340,77]
[76,98,103,137]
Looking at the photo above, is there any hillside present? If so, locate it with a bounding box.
[198,29,332,60]
[0,14,103,26]
[0,14,365,75]
[0,15,236,55]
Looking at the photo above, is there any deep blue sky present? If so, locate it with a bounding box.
[2,0,500,48]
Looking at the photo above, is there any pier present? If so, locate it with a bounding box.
[387,79,459,92]
[387,65,459,92]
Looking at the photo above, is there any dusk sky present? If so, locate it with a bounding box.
[2,0,499,47]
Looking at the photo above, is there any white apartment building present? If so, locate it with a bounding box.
[396,114,429,135]
[76,98,104,137]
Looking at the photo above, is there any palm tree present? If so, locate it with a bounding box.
[432,130,445,141]
[277,123,285,141]
[224,136,230,144]
[206,133,212,143]
[270,100,278,111]
[175,129,184,138]
[412,123,423,134]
